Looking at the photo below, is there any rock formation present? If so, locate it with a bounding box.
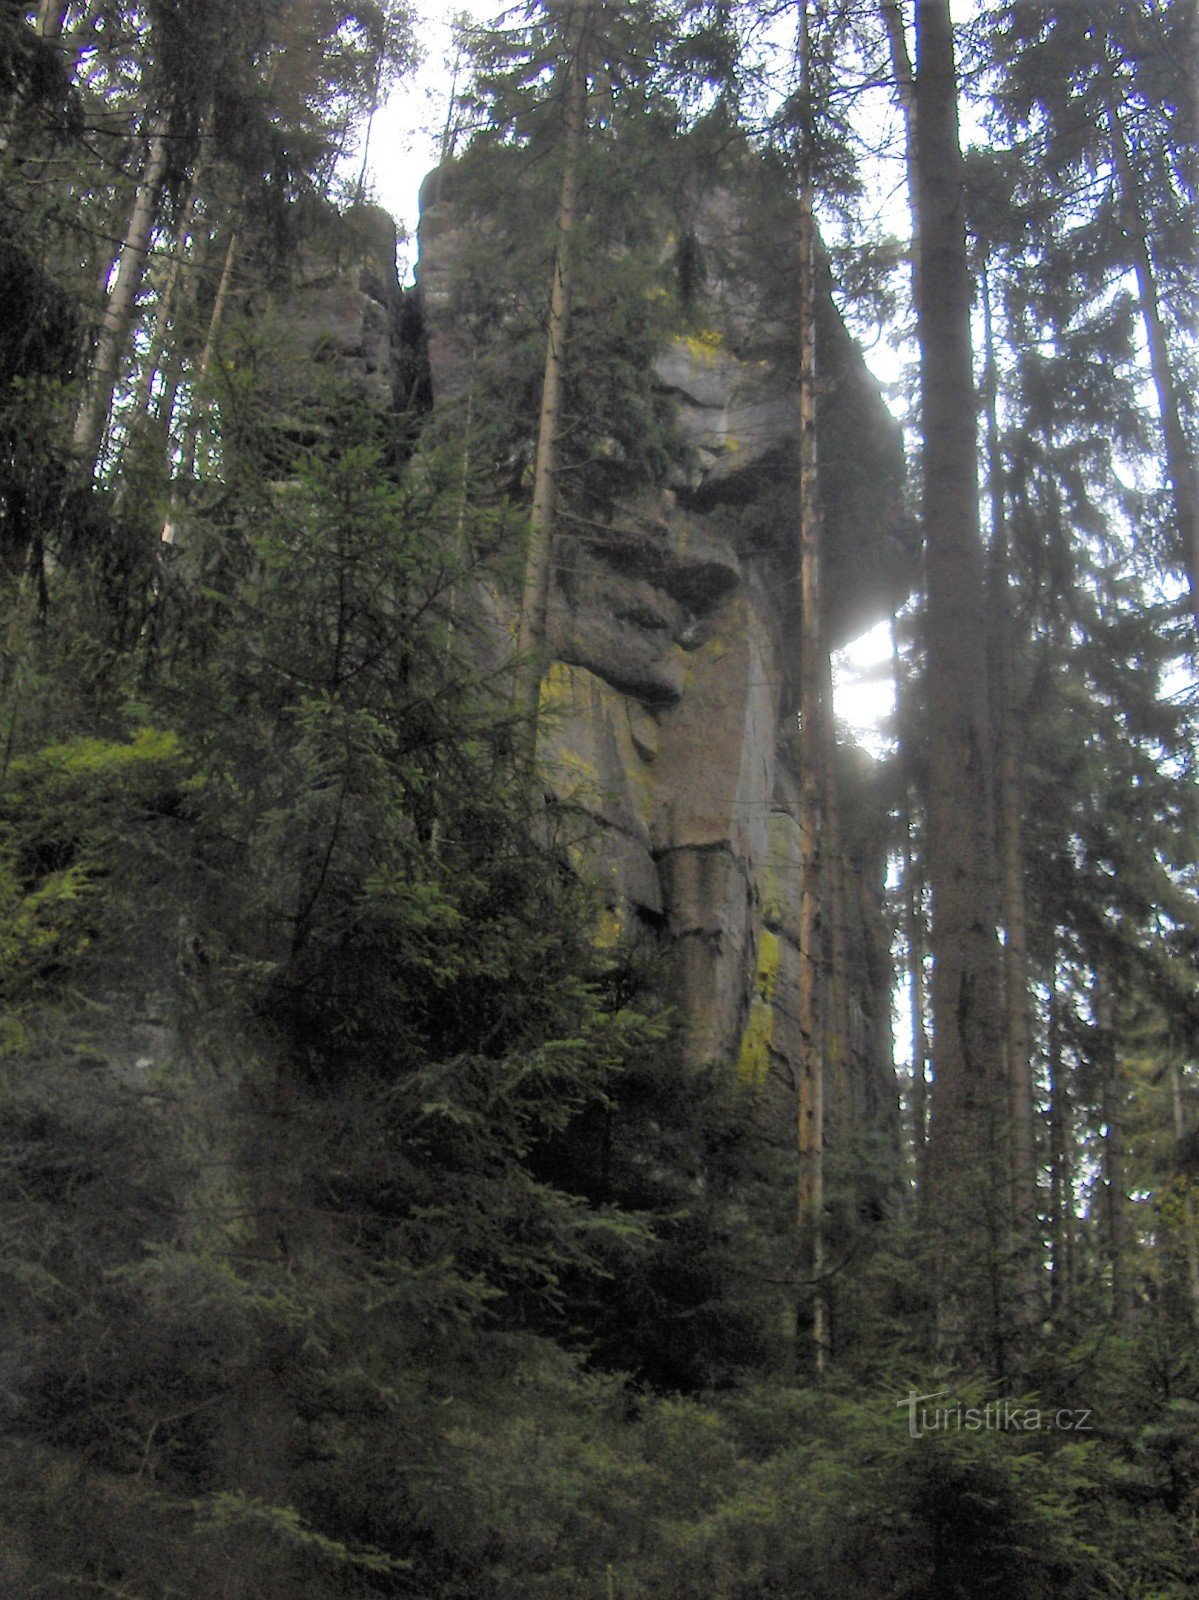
[413,165,909,1157]
[289,173,910,1163]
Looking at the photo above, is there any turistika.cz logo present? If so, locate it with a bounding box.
[898,1389,1094,1439]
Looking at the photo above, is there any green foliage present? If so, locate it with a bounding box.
[0,381,671,1596]
[1,2,1198,1593]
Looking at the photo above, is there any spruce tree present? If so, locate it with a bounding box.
[909,0,1008,1371]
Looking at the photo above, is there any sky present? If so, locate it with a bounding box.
[368,1,502,275]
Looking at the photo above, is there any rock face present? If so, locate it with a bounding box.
[409,162,908,1154]
[260,205,405,420]
[305,171,908,1159]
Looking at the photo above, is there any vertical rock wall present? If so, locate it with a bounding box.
[296,180,909,1161]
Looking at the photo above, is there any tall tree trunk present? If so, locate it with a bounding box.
[160,220,236,544]
[880,0,921,310]
[438,35,467,165]
[516,1,593,735]
[1046,964,1069,1321]
[795,0,826,1378]
[180,228,239,480]
[881,0,916,122]
[980,252,1038,1315]
[1095,983,1131,1327]
[911,0,1008,1370]
[819,642,852,1140]
[998,707,1036,1282]
[1169,1064,1199,1326]
[161,226,238,544]
[1101,66,1199,627]
[151,221,217,441]
[893,614,930,1191]
[116,171,203,485]
[73,114,170,476]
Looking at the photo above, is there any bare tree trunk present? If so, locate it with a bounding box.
[1171,1062,1197,1324]
[795,0,826,1378]
[1046,966,1068,1321]
[516,1,594,736]
[1095,984,1131,1327]
[160,227,238,544]
[118,174,202,468]
[179,229,239,479]
[73,114,170,476]
[819,643,852,1139]
[881,0,915,114]
[1102,67,1199,628]
[911,0,1008,1371]
[979,252,1038,1316]
[151,221,216,441]
[893,614,930,1191]
[880,0,920,308]
[438,34,467,165]
[120,101,214,442]
[999,716,1036,1270]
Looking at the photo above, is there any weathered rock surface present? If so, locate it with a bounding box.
[306,169,908,1163]
[262,206,402,417]
[409,161,906,1155]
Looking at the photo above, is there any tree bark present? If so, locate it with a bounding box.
[1095,984,1131,1327]
[159,225,238,544]
[881,0,916,121]
[118,171,203,479]
[911,0,1008,1370]
[73,114,171,476]
[795,0,826,1378]
[1169,1064,1199,1326]
[819,643,852,1139]
[880,0,920,308]
[150,220,217,441]
[517,1,594,736]
[979,252,1038,1314]
[893,614,930,1191]
[1046,966,1069,1321]
[181,227,239,480]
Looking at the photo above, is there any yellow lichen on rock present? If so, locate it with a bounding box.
[737,996,773,1088]
[737,930,781,1087]
[539,661,575,709]
[756,927,780,1002]
[684,328,724,365]
[556,746,600,785]
[763,811,801,931]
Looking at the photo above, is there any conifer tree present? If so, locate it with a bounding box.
[989,0,1199,622]
[794,0,828,1378]
[909,0,1007,1369]
[517,0,596,732]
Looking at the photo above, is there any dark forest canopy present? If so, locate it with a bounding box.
[0,2,1198,1596]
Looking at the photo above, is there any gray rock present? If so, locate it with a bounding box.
[280,164,914,1172]
[657,843,758,1068]
[537,662,662,917]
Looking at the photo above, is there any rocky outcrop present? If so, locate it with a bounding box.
[301,170,908,1158]
[412,162,908,1163]
[260,206,404,422]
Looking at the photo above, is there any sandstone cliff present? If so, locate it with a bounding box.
[284,180,909,1165]
[414,166,908,1157]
